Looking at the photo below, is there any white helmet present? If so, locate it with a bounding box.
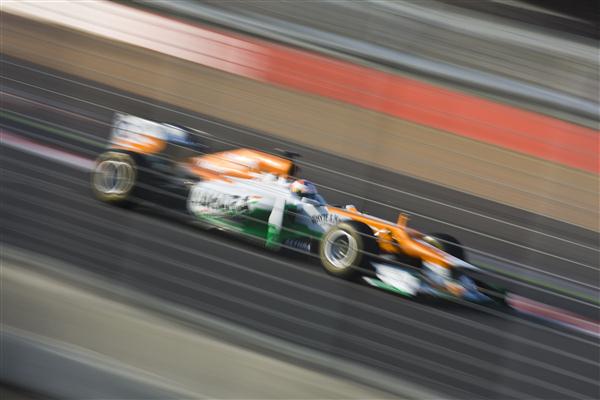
[290,179,318,198]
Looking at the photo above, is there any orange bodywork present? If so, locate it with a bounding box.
[119,139,448,268]
[186,148,294,181]
[111,136,166,154]
[185,148,449,267]
[328,207,451,268]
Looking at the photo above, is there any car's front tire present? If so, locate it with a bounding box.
[472,278,509,306]
[427,232,508,306]
[319,221,378,280]
[426,232,466,260]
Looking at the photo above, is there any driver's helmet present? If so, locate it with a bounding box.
[290,179,318,199]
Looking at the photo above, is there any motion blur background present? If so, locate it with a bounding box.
[1,1,598,399]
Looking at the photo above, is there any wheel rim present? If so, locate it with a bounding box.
[324,230,357,269]
[93,159,134,195]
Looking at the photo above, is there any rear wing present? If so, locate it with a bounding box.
[109,113,208,156]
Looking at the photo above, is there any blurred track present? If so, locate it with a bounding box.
[1,59,599,399]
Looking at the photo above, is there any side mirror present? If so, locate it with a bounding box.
[345,204,359,213]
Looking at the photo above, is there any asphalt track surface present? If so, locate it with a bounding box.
[1,58,599,399]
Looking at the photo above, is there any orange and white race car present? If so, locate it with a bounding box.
[91,113,507,304]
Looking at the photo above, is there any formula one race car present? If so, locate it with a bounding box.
[91,113,508,305]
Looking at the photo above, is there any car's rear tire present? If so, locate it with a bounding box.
[91,151,138,207]
[319,221,378,280]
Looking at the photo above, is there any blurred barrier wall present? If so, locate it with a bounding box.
[141,0,599,123]
[2,2,598,230]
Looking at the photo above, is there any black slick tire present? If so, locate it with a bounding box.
[429,233,508,306]
[428,233,466,261]
[319,221,378,280]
